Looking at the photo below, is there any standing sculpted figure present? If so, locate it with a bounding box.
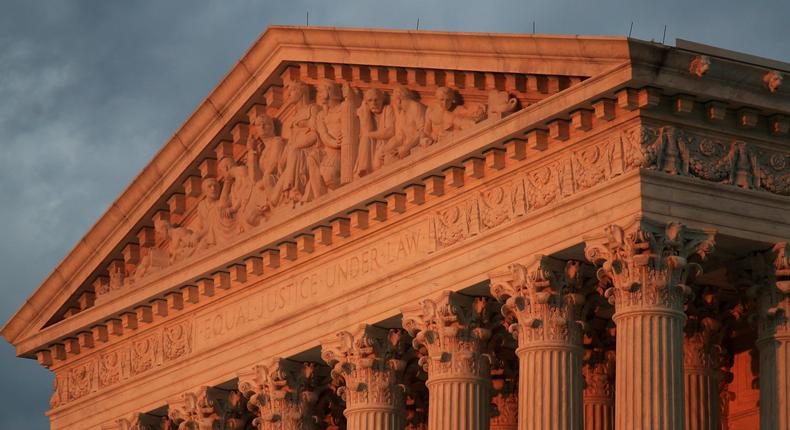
[217,156,253,231]
[272,80,324,206]
[192,177,236,249]
[245,112,285,226]
[374,85,426,165]
[354,87,395,177]
[315,80,346,190]
[421,86,484,147]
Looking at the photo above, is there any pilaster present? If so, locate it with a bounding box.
[402,291,493,430]
[321,325,408,430]
[584,217,716,430]
[490,256,586,430]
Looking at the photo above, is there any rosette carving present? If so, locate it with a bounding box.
[401,292,493,379]
[584,217,716,312]
[490,255,587,346]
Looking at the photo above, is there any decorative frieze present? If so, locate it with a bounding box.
[50,319,193,409]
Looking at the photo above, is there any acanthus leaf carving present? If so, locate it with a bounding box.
[584,218,716,312]
[401,292,493,379]
[320,325,409,413]
[490,255,587,346]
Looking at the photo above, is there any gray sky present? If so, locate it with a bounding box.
[0,0,787,427]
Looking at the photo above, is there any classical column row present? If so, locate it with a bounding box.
[130,220,789,430]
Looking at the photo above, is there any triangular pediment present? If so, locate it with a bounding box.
[3,26,641,360]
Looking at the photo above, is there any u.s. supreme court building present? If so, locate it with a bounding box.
[3,26,790,430]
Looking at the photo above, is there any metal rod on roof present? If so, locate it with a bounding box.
[306,12,309,27]
[416,18,420,30]
[532,21,536,34]
[662,25,667,44]
[628,21,634,38]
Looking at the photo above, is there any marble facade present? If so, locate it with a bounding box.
[2,26,789,429]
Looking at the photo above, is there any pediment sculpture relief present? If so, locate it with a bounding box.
[94,72,521,303]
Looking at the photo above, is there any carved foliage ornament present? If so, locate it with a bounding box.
[490,255,587,346]
[641,125,790,195]
[584,218,716,312]
[401,292,493,379]
[320,325,408,410]
[741,242,790,338]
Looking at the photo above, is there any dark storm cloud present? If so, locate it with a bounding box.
[0,0,786,427]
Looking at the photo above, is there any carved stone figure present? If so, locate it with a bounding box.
[217,156,253,231]
[153,219,195,264]
[354,88,395,177]
[727,140,760,189]
[315,80,345,190]
[486,90,518,120]
[655,125,691,175]
[192,177,236,249]
[763,70,783,93]
[375,85,426,164]
[421,86,484,147]
[245,111,285,226]
[689,55,711,78]
[272,80,324,206]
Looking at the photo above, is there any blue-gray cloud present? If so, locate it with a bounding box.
[0,0,787,427]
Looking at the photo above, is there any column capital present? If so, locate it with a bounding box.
[582,349,616,401]
[237,358,319,429]
[166,386,226,430]
[734,242,790,338]
[320,324,408,410]
[490,255,587,346]
[584,217,716,313]
[117,412,161,430]
[401,291,493,379]
[684,285,725,371]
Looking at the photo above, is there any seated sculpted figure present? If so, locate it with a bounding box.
[217,156,253,231]
[374,85,426,166]
[421,86,485,147]
[315,79,345,190]
[354,87,394,177]
[245,112,285,226]
[271,80,324,206]
[192,177,236,249]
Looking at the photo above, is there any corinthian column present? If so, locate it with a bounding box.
[584,218,716,430]
[490,256,586,430]
[402,291,493,430]
[744,243,790,430]
[321,325,408,430]
[237,358,319,430]
[683,286,723,430]
[583,349,615,430]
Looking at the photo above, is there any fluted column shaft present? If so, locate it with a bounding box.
[683,361,720,430]
[614,309,686,429]
[346,406,403,430]
[583,395,613,430]
[426,375,489,429]
[402,292,494,430]
[518,344,583,430]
